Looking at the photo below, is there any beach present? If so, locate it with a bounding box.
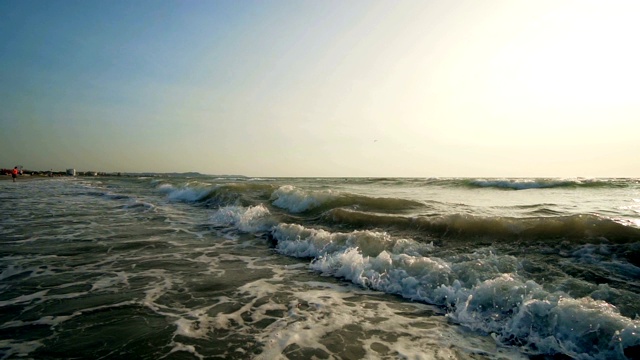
[0,175,54,181]
[1,175,639,359]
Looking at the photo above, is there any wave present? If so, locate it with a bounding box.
[186,175,640,358]
[270,223,640,359]
[458,178,631,190]
[157,183,211,202]
[77,182,154,210]
[272,223,435,258]
[270,185,424,214]
[291,177,637,190]
[210,204,276,233]
[154,176,640,358]
[122,201,155,211]
[156,179,640,243]
[156,182,276,207]
[201,183,276,207]
[324,209,640,243]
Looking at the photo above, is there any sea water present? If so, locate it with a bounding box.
[1,176,639,359]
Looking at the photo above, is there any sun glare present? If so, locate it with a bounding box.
[488,2,640,110]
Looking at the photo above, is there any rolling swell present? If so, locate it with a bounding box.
[201,183,277,207]
[270,185,424,214]
[155,181,640,244]
[156,182,277,207]
[156,181,640,243]
[458,178,631,190]
[324,209,640,243]
[323,177,635,189]
[148,176,640,359]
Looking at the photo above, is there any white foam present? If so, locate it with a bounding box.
[496,295,640,358]
[240,276,520,360]
[174,310,213,339]
[470,178,571,190]
[156,183,210,202]
[142,269,178,314]
[0,290,49,307]
[0,265,26,281]
[272,223,433,259]
[0,315,74,331]
[270,185,337,213]
[0,339,44,359]
[210,205,275,233]
[123,201,155,211]
[165,343,204,360]
[271,223,640,359]
[90,272,130,292]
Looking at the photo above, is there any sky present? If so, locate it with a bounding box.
[1,0,639,177]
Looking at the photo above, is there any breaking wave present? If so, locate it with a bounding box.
[270,223,640,359]
[149,176,640,359]
[156,182,276,206]
[270,185,424,214]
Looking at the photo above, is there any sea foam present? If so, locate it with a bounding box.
[270,185,336,213]
[158,183,211,202]
[210,205,275,233]
[271,223,640,359]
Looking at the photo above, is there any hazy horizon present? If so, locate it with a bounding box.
[2,0,639,178]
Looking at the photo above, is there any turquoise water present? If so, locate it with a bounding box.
[1,176,639,359]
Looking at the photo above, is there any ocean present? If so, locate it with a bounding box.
[1,176,639,359]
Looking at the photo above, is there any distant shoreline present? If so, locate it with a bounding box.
[0,175,55,181]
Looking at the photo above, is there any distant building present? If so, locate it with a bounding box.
[66,169,76,176]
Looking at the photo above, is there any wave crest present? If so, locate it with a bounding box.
[210,205,275,233]
[270,185,424,214]
[325,209,640,243]
[271,223,640,359]
[157,183,211,202]
[461,178,629,190]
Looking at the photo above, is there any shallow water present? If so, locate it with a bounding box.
[1,176,639,359]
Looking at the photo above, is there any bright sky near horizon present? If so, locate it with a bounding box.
[1,0,638,177]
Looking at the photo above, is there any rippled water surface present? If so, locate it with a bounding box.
[1,176,639,359]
